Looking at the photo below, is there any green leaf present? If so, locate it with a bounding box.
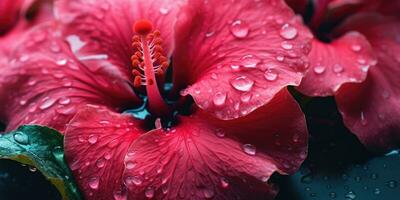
[0,125,82,200]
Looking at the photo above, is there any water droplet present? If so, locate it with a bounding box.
[386,180,398,188]
[280,23,298,40]
[213,92,227,106]
[126,162,136,170]
[281,41,293,50]
[19,100,27,106]
[28,79,37,86]
[230,20,250,39]
[264,69,279,81]
[88,177,99,189]
[104,152,112,160]
[220,177,229,188]
[211,73,218,79]
[143,187,154,199]
[127,176,143,186]
[242,144,256,155]
[370,173,378,180]
[58,97,71,105]
[215,129,225,138]
[159,7,169,15]
[276,55,285,61]
[96,158,105,168]
[240,93,252,103]
[113,189,127,200]
[314,65,326,74]
[28,166,37,172]
[203,188,215,199]
[241,55,260,68]
[88,135,98,144]
[301,174,313,184]
[56,59,68,66]
[205,31,214,37]
[39,98,56,110]
[344,191,356,199]
[360,112,367,126]
[373,188,381,195]
[230,64,240,70]
[333,64,344,73]
[351,44,362,52]
[230,76,254,92]
[329,192,337,199]
[13,132,29,145]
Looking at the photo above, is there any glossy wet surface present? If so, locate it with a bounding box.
[1,97,399,200]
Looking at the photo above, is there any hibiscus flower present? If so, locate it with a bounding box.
[0,0,313,199]
[0,0,53,65]
[292,0,400,152]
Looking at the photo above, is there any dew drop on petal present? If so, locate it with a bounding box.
[241,55,260,68]
[113,189,128,200]
[344,191,356,200]
[230,76,254,92]
[333,64,344,73]
[145,187,155,199]
[215,128,225,138]
[56,59,68,66]
[276,55,285,62]
[96,158,105,168]
[58,97,71,105]
[264,69,279,81]
[280,23,298,40]
[313,65,326,74]
[351,44,362,52]
[242,144,256,155]
[360,112,367,126]
[240,93,252,103]
[230,20,249,39]
[126,161,136,170]
[220,177,229,188]
[88,135,98,144]
[39,98,57,110]
[159,7,169,15]
[203,188,215,199]
[13,132,29,145]
[88,177,100,190]
[213,92,227,106]
[281,41,293,50]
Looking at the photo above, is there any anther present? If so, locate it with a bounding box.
[133,19,153,35]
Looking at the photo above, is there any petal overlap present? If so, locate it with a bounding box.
[173,0,313,120]
[55,0,183,83]
[334,13,400,152]
[64,89,308,199]
[0,23,139,132]
[297,32,377,96]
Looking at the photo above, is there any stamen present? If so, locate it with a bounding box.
[131,20,170,116]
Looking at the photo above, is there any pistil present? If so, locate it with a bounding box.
[131,19,170,116]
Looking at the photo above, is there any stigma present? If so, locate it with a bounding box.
[130,19,170,116]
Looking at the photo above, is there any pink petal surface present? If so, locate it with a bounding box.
[55,0,183,82]
[297,32,377,96]
[0,23,139,132]
[335,13,400,152]
[64,105,143,200]
[174,0,313,120]
[64,89,307,199]
[124,89,307,199]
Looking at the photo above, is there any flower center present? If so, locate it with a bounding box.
[131,19,170,117]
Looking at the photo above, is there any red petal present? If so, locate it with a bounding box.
[335,13,400,152]
[173,0,312,120]
[55,0,183,80]
[123,89,308,199]
[64,105,143,200]
[0,0,23,35]
[297,32,377,96]
[0,23,140,132]
[285,0,308,14]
